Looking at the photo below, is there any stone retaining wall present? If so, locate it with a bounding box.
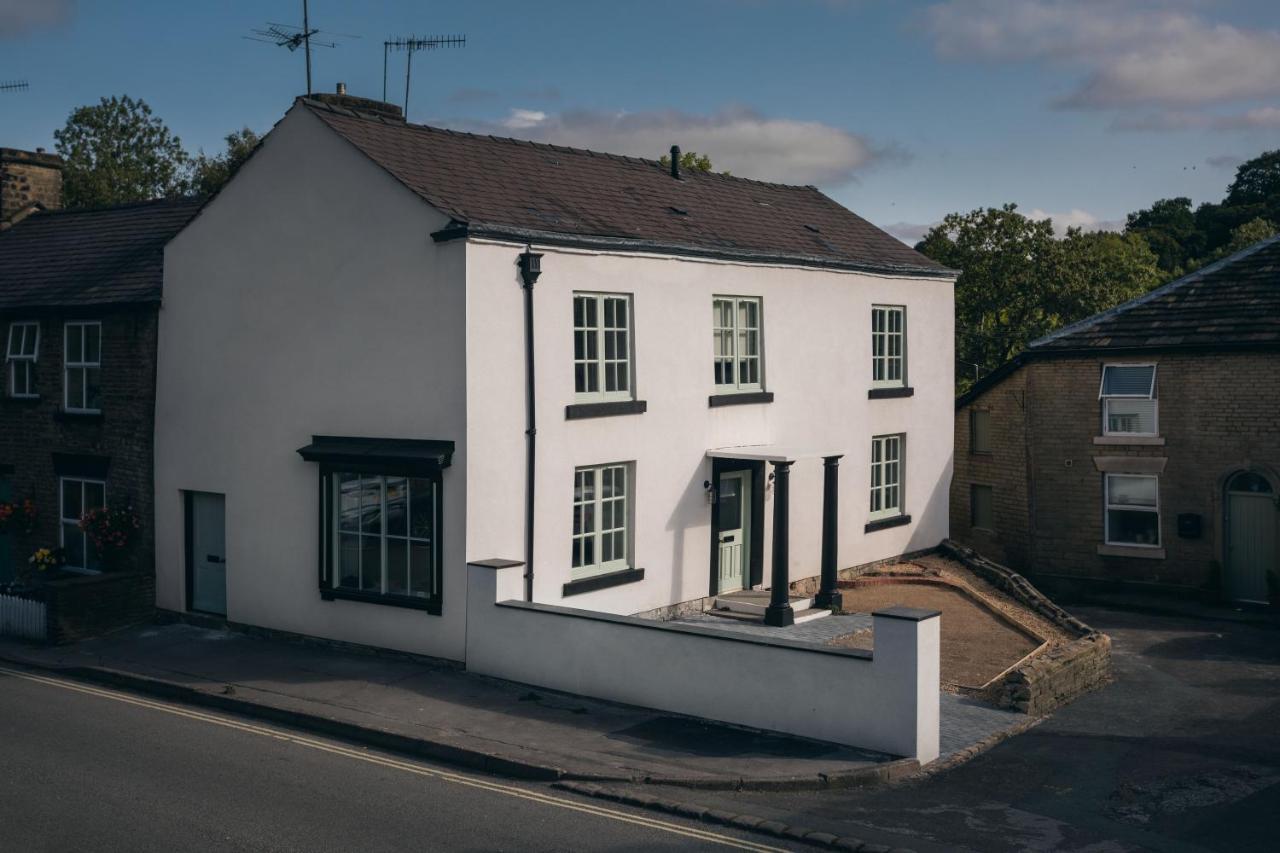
[941,540,1112,715]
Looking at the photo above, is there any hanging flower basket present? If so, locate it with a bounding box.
[0,499,38,536]
[79,505,143,571]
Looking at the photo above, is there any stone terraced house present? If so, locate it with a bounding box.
[952,235,1280,605]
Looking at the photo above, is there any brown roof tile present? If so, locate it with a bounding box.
[0,197,202,309]
[1030,235,1280,352]
[303,99,951,277]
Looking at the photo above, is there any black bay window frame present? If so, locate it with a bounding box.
[299,436,454,617]
[317,462,445,614]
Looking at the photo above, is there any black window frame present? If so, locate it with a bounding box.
[317,462,445,614]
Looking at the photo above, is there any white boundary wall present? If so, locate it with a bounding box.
[466,562,940,762]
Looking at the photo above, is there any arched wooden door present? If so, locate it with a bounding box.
[1225,472,1277,604]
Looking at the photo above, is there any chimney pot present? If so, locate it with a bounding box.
[36,147,45,154]
[670,145,681,180]
[336,82,347,95]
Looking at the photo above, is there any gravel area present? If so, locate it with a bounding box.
[832,583,1042,689]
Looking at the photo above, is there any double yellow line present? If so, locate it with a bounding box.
[0,665,788,851]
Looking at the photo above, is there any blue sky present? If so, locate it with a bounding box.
[3,0,1278,240]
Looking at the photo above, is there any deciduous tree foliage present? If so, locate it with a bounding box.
[54,96,191,208]
[918,205,1161,390]
[189,128,262,198]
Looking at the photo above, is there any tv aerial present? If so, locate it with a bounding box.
[383,35,466,119]
[0,80,29,93]
[245,0,358,95]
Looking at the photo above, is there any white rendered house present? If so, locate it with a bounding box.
[154,92,957,662]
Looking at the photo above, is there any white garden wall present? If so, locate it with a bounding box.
[465,562,941,762]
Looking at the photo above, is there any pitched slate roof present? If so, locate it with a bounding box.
[0,197,202,309]
[1031,234,1280,352]
[301,99,952,278]
[958,234,1280,408]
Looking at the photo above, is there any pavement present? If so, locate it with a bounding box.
[0,665,792,853]
[595,606,1280,852]
[0,617,1022,792]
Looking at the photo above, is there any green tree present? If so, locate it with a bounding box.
[54,95,191,208]
[1225,150,1280,208]
[1223,216,1277,252]
[1123,197,1203,277]
[658,150,718,173]
[918,205,1162,391]
[189,128,261,197]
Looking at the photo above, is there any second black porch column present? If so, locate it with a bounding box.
[814,454,843,610]
[764,460,795,627]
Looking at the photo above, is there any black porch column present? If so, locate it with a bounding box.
[814,455,843,610]
[764,460,795,627]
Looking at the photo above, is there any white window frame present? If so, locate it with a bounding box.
[871,305,906,388]
[60,475,106,573]
[330,472,440,601]
[573,292,633,404]
[64,321,102,414]
[6,321,40,399]
[869,434,905,521]
[712,295,764,393]
[571,462,632,580]
[1104,473,1161,548]
[1099,363,1158,437]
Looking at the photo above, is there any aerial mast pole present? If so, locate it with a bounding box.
[303,0,312,94]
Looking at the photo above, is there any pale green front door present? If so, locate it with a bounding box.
[1225,473,1277,604]
[717,470,750,593]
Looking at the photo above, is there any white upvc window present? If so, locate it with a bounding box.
[1099,364,1157,436]
[573,293,632,403]
[64,321,102,413]
[712,296,763,392]
[1104,473,1160,547]
[6,321,39,398]
[871,305,906,388]
[572,463,631,580]
[60,476,106,572]
[869,434,904,520]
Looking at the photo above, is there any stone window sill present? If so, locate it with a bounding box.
[565,400,648,420]
[708,391,774,408]
[2,394,42,405]
[1097,543,1166,560]
[54,409,105,424]
[563,567,645,597]
[865,514,911,533]
[868,386,914,400]
[1093,435,1165,446]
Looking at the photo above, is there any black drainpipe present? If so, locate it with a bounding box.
[517,247,543,602]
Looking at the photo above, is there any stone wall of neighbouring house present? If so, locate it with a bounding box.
[951,365,1032,570]
[44,570,155,644]
[942,540,1112,715]
[1,148,63,222]
[952,351,1280,595]
[0,307,160,578]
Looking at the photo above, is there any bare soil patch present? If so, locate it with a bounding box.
[831,584,1041,689]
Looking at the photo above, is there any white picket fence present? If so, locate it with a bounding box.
[0,593,47,641]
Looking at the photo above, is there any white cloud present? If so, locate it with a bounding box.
[1213,106,1280,130]
[501,109,547,130]
[919,1,1280,128]
[0,0,72,39]
[1026,208,1124,236]
[881,221,936,245]
[456,106,884,186]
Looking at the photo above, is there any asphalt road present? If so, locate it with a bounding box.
[0,665,797,853]
[661,607,1280,852]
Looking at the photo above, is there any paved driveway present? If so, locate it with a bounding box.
[638,607,1280,852]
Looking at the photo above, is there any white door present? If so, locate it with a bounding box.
[1226,473,1276,604]
[191,492,227,616]
[717,470,751,593]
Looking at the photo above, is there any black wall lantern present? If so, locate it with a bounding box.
[518,248,543,287]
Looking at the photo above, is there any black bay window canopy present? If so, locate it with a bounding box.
[296,436,455,476]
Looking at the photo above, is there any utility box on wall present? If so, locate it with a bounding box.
[1177,513,1202,539]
